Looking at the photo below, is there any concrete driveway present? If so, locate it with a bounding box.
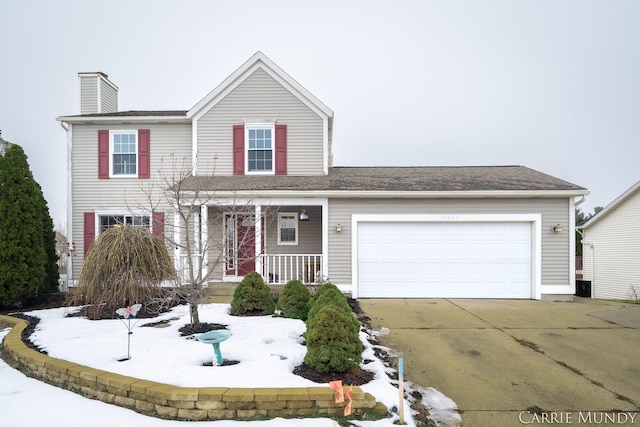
[359,298,640,426]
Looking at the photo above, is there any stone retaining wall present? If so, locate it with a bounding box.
[0,315,385,421]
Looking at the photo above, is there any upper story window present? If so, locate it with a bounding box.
[98,129,150,179]
[111,131,137,176]
[246,125,274,174]
[233,124,285,176]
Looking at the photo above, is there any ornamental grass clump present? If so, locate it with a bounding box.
[304,304,363,373]
[276,279,311,320]
[230,271,275,316]
[66,224,178,319]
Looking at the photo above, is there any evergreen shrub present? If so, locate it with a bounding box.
[230,271,275,316]
[276,279,311,320]
[306,286,353,325]
[308,282,340,306]
[304,304,363,373]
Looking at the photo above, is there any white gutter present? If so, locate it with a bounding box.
[175,189,590,200]
[56,115,190,124]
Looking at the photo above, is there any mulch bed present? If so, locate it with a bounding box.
[293,363,375,386]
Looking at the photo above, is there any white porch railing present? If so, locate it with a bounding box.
[260,254,323,285]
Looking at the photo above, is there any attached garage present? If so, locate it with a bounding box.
[353,215,541,299]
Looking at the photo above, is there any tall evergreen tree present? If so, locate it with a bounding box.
[0,144,56,306]
[36,180,60,293]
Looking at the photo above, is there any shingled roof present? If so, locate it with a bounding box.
[60,110,188,118]
[178,166,587,195]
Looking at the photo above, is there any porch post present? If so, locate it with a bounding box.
[321,199,329,282]
[173,209,181,280]
[255,205,262,277]
[200,204,208,283]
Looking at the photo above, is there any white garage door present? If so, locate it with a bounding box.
[357,221,532,298]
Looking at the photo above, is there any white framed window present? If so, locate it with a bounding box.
[245,124,274,174]
[278,212,298,245]
[99,214,149,234]
[111,130,137,177]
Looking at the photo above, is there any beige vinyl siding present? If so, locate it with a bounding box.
[327,198,572,291]
[80,76,98,114]
[264,206,322,256]
[70,123,191,278]
[196,68,324,176]
[583,190,640,299]
[99,78,118,113]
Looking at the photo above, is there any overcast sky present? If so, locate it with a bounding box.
[1,0,638,226]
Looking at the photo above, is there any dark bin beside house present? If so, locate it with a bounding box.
[575,280,592,298]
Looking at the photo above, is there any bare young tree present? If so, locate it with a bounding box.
[135,154,276,327]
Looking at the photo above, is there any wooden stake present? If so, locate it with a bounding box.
[399,357,405,424]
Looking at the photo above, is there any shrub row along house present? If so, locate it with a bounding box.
[58,52,589,300]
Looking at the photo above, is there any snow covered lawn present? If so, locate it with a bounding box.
[1,303,418,426]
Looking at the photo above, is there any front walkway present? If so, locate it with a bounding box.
[359,298,640,426]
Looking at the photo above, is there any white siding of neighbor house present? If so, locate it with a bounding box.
[583,189,640,300]
[70,123,191,278]
[327,198,572,295]
[79,76,98,114]
[195,68,325,176]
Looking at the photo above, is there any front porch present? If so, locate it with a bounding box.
[175,199,328,286]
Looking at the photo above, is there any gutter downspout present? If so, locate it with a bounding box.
[574,193,591,297]
[60,121,73,289]
[570,195,587,296]
[582,242,594,298]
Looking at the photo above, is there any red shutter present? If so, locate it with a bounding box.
[84,212,96,256]
[275,124,287,175]
[233,125,245,175]
[98,130,109,179]
[138,129,150,179]
[152,211,165,238]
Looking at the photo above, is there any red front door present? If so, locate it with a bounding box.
[225,214,257,276]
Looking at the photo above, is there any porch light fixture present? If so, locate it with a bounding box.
[553,224,563,233]
[299,210,309,221]
[336,224,342,232]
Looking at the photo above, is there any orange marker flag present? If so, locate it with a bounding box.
[329,380,344,403]
[344,384,353,416]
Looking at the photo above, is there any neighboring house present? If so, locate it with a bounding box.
[0,132,13,155]
[57,52,589,300]
[580,181,640,300]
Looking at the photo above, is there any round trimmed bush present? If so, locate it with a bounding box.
[304,304,363,373]
[309,282,340,306]
[276,280,311,320]
[306,286,353,325]
[230,271,275,316]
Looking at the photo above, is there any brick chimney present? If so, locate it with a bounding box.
[78,72,118,114]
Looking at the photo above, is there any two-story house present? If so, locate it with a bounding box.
[58,52,588,300]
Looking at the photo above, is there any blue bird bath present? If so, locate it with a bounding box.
[198,330,232,365]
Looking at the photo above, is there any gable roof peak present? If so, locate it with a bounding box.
[582,179,640,229]
[187,52,333,120]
